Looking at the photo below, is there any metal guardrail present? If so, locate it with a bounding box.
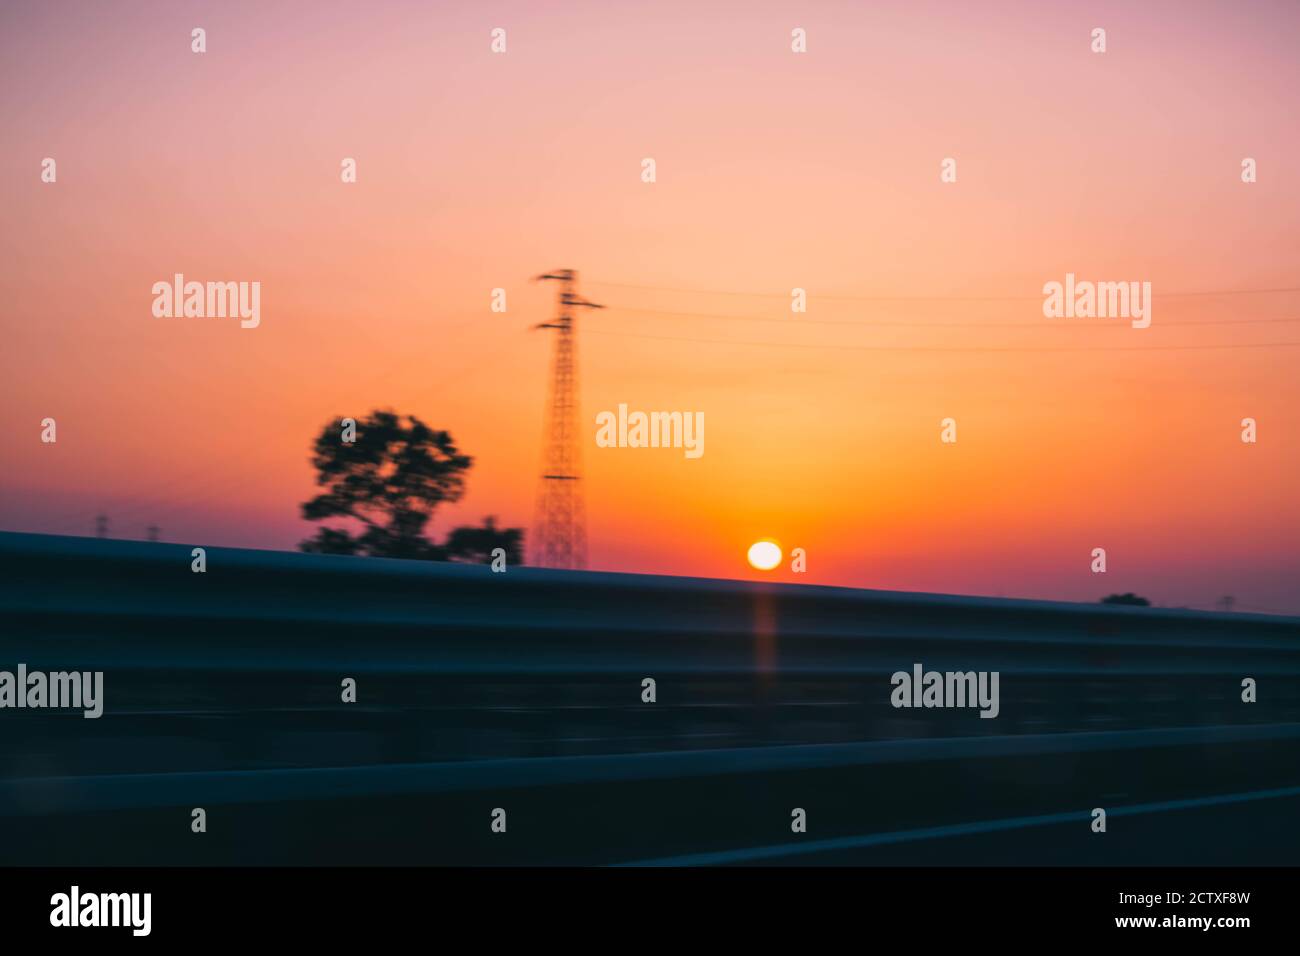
[2,531,1299,864]
[3,531,1298,673]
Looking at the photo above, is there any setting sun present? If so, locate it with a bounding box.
[747,540,782,571]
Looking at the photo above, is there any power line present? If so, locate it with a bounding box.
[584,328,1300,353]
[603,304,1300,330]
[587,280,1300,302]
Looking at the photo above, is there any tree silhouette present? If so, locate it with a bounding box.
[299,409,523,563]
[1100,592,1150,606]
[444,516,523,565]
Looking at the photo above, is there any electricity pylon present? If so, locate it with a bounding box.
[532,269,602,569]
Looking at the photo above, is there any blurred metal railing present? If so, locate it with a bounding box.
[2,531,1299,864]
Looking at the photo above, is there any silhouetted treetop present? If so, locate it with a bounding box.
[299,409,523,564]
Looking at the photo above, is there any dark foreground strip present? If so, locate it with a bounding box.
[0,865,1282,944]
[618,783,1300,866]
[5,722,1299,817]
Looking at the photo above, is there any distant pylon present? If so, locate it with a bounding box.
[532,269,603,569]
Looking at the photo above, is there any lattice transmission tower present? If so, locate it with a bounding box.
[532,269,602,569]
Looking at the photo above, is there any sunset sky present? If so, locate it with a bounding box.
[3,0,1298,612]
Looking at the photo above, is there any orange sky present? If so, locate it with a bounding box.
[2,0,1298,612]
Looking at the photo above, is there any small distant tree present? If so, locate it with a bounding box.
[299,409,524,562]
[1101,592,1150,607]
[444,516,523,565]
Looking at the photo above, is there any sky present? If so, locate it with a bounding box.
[2,0,1298,612]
